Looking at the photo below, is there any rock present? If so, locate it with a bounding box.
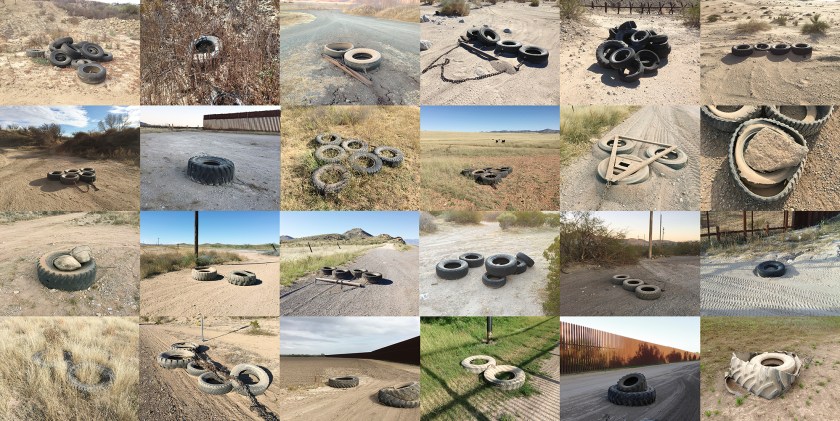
[420,40,432,51]
[459,19,465,23]
[71,245,92,263]
[744,128,808,172]
[503,28,512,33]
[421,14,430,22]
[54,255,81,271]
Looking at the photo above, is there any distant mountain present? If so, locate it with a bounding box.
[404,238,419,246]
[279,235,295,242]
[282,228,405,245]
[343,228,372,238]
[485,129,560,133]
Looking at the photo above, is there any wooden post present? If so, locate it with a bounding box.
[648,211,653,259]
[194,211,199,263]
[783,211,788,234]
[743,211,747,241]
[307,242,313,253]
[751,211,754,238]
[716,225,720,242]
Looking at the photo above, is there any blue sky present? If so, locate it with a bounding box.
[421,106,560,132]
[0,106,139,135]
[563,317,700,353]
[563,211,700,242]
[280,317,419,355]
[141,106,280,127]
[140,211,279,244]
[280,211,418,239]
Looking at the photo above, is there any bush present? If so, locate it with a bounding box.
[557,0,585,19]
[440,0,470,16]
[498,211,549,229]
[771,16,787,26]
[498,212,516,229]
[530,0,539,6]
[681,3,700,28]
[443,210,482,224]
[420,211,438,233]
[543,236,560,314]
[735,21,771,34]
[802,13,830,35]
[556,212,638,267]
[707,14,721,23]
[141,249,241,278]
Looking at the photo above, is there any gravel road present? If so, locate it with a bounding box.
[561,361,700,421]
[280,10,419,105]
[559,106,700,211]
[280,244,419,316]
[140,130,279,210]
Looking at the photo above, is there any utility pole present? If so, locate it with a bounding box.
[194,211,199,263]
[648,211,653,259]
[200,313,205,342]
[485,316,493,343]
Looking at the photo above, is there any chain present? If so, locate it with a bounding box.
[422,43,521,84]
[195,349,279,421]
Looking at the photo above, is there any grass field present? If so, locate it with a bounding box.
[279,243,380,285]
[420,132,561,210]
[702,212,839,257]
[140,246,243,278]
[559,105,638,165]
[281,106,420,210]
[421,317,559,420]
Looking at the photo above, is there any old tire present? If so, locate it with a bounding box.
[701,106,763,133]
[350,269,365,279]
[50,36,73,50]
[514,259,527,274]
[644,145,688,170]
[47,171,63,181]
[515,252,535,267]
[497,39,522,53]
[636,49,660,73]
[364,272,383,283]
[348,152,382,175]
[597,137,636,153]
[611,274,629,285]
[618,57,643,82]
[67,362,114,393]
[77,63,106,84]
[596,40,628,69]
[228,270,256,286]
[458,253,484,268]
[731,44,753,57]
[192,35,222,65]
[60,173,79,185]
[191,266,217,281]
[198,372,233,395]
[750,352,798,374]
[79,171,96,183]
[485,254,517,277]
[374,146,404,167]
[436,259,469,280]
[185,360,208,376]
[764,105,833,137]
[608,47,636,70]
[791,43,812,56]
[99,52,114,62]
[628,30,650,51]
[314,145,347,164]
[478,172,501,185]
[478,27,500,45]
[328,376,359,388]
[378,382,420,408]
[607,384,656,406]
[728,119,806,202]
[323,42,354,58]
[36,251,96,291]
[461,355,496,373]
[315,133,342,146]
[754,43,771,53]
[157,350,194,369]
[334,269,351,279]
[171,342,199,351]
[231,364,271,396]
[312,164,350,195]
[26,48,45,58]
[622,279,644,291]
[344,48,381,72]
[596,155,650,185]
[71,59,92,69]
[648,41,671,58]
[78,43,104,60]
[483,365,525,391]
[771,43,791,55]
[635,285,662,300]
[187,156,235,186]
[341,138,369,153]
[321,266,335,276]
[617,373,648,392]
[49,50,72,68]
[519,45,548,63]
[755,260,785,277]
[482,272,507,288]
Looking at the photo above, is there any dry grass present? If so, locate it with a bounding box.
[345,4,417,22]
[140,0,280,104]
[279,11,316,27]
[281,106,420,210]
[279,244,380,285]
[140,246,243,278]
[734,20,771,34]
[0,317,138,421]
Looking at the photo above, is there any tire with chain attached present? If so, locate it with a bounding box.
[230,363,271,396]
[519,45,548,63]
[198,372,233,395]
[378,382,420,408]
[191,266,217,281]
[47,171,63,181]
[478,27,500,45]
[36,251,97,291]
[764,105,833,137]
[374,146,404,167]
[79,171,96,183]
[186,360,208,376]
[701,106,763,133]
[187,156,234,186]
[328,376,359,388]
[596,40,628,69]
[157,350,194,369]
[314,145,347,164]
[348,152,382,175]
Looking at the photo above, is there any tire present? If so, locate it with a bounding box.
[171,342,199,351]
[81,167,95,173]
[187,156,234,185]
[749,352,798,374]
[497,40,521,53]
[622,279,644,291]
[478,27,500,45]
[79,171,96,183]
[58,43,81,60]
[731,44,753,57]
[49,50,72,68]
[611,274,629,285]
[597,137,636,153]
[617,373,647,392]
[198,372,233,395]
[614,28,637,43]
[728,119,806,202]
[485,254,517,277]
[770,43,790,55]
[482,272,507,288]
[228,270,256,286]
[483,365,525,391]
[328,376,359,388]
[192,35,222,65]
[67,362,114,393]
[230,364,271,396]
[515,252,535,267]
[191,266,217,281]
[635,285,661,300]
[47,171,63,181]
[618,57,643,82]
[99,52,113,62]
[470,169,488,179]
[608,47,636,70]
[764,105,833,137]
[26,49,45,58]
[461,355,496,373]
[628,30,650,51]
[728,353,800,399]
[636,50,660,73]
[618,20,636,30]
[514,260,527,274]
[77,42,104,60]
[374,146,404,167]
[596,155,650,185]
[315,133,342,146]
[157,350,194,369]
[321,266,335,275]
[648,41,671,58]
[792,43,812,56]
[643,145,687,170]
[348,152,382,175]
[466,27,480,40]
[459,253,484,268]
[701,106,763,133]
[312,164,350,195]
[351,269,365,279]
[71,59,92,69]
[314,145,347,164]
[36,251,96,291]
[607,384,656,406]
[344,48,382,71]
[334,269,351,279]
[323,42,354,58]
[478,172,501,185]
[50,36,73,50]
[185,360,208,376]
[436,259,469,280]
[497,166,512,175]
[754,43,771,53]
[755,260,786,277]
[519,45,548,63]
[596,40,628,69]
[363,272,383,283]
[77,63,107,84]
[340,138,369,153]
[378,382,420,408]
[648,34,668,44]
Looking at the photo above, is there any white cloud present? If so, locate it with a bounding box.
[0,106,88,128]
[280,317,419,355]
[109,105,141,126]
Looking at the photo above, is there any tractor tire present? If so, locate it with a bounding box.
[191,266,217,281]
[36,251,96,291]
[483,365,525,391]
[230,364,271,396]
[198,372,233,395]
[328,376,359,388]
[701,106,763,133]
[157,350,194,369]
[461,355,496,373]
[187,156,235,186]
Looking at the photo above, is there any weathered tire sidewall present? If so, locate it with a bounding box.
[37,251,97,291]
[485,254,517,277]
[436,259,469,280]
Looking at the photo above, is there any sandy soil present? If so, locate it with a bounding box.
[277,356,420,420]
[0,148,139,211]
[560,256,701,316]
[280,244,419,316]
[139,322,280,421]
[559,106,701,211]
[140,250,279,317]
[701,108,840,211]
[0,1,139,105]
[140,129,280,211]
[561,361,700,421]
[420,219,556,316]
[560,13,700,104]
[0,212,139,316]
[419,3,560,105]
[701,0,840,104]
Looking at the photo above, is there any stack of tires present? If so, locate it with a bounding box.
[460,167,512,186]
[47,167,96,185]
[320,266,385,284]
[731,42,812,57]
[610,274,661,300]
[607,372,656,406]
[157,342,271,396]
[463,26,549,64]
[43,37,112,84]
[323,42,383,72]
[311,132,404,195]
[596,21,670,83]
[436,251,534,289]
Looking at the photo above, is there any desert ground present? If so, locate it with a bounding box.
[0,147,139,211]
[560,10,700,104]
[421,131,561,210]
[701,107,840,211]
[140,249,279,317]
[0,212,139,317]
[701,317,840,420]
[559,106,701,211]
[280,243,419,316]
[419,2,560,105]
[140,129,280,211]
[420,218,557,315]
[701,0,840,104]
[280,9,419,105]
[139,319,280,420]
[561,255,701,316]
[277,357,419,419]
[561,361,701,421]
[0,1,139,105]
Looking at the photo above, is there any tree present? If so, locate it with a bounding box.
[98,113,130,132]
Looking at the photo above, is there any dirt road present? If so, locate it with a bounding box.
[559,106,700,211]
[560,361,700,421]
[280,244,419,316]
[561,256,701,316]
[141,250,279,317]
[419,3,560,105]
[140,130,280,210]
[0,212,139,316]
[0,148,139,211]
[560,13,700,104]
[277,356,419,420]
[280,10,419,105]
[420,220,556,316]
[139,323,280,421]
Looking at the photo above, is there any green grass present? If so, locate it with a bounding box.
[560,106,637,145]
[140,249,242,279]
[421,317,558,420]
[280,249,374,286]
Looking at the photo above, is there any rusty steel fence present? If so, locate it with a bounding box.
[560,322,699,374]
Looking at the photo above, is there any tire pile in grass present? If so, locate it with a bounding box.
[323,42,382,72]
[156,342,271,396]
[459,167,512,186]
[460,355,525,391]
[610,274,661,300]
[607,372,656,406]
[27,36,113,85]
[310,133,405,195]
[190,266,259,286]
[436,252,534,289]
[595,21,671,83]
[47,167,97,185]
[701,105,834,202]
[731,42,812,57]
[462,26,549,64]
[36,245,97,291]
[320,266,385,284]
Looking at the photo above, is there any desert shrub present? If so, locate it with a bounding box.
[681,3,700,28]
[443,210,482,224]
[55,128,140,164]
[499,211,550,229]
[545,213,561,227]
[557,0,585,19]
[141,249,241,278]
[735,21,771,34]
[440,0,470,16]
[707,14,720,23]
[561,106,635,144]
[530,0,539,6]
[802,13,830,34]
[420,211,438,233]
[498,212,516,229]
[543,236,560,314]
[556,212,637,267]
[771,16,787,26]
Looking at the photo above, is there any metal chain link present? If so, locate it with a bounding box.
[422,43,521,84]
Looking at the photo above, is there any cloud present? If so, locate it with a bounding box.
[109,106,141,126]
[281,317,419,355]
[0,106,88,128]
